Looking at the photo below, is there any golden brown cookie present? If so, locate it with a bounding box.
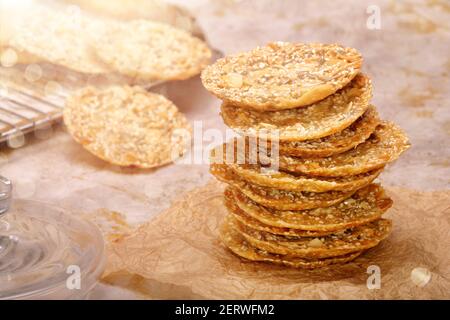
[93,20,211,81]
[278,105,380,157]
[64,86,191,168]
[224,188,335,237]
[230,184,392,232]
[261,122,410,176]
[210,164,354,210]
[210,137,382,192]
[220,217,363,269]
[220,74,371,141]
[230,163,382,192]
[233,216,392,259]
[202,42,362,111]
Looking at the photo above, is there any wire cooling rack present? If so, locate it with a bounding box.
[0,84,66,144]
[0,65,161,144]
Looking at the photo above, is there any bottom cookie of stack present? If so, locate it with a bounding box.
[219,185,393,269]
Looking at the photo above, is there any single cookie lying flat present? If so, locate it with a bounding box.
[64,86,191,168]
[202,42,362,111]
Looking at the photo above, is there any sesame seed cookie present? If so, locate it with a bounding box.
[66,0,203,37]
[230,163,383,192]
[224,189,337,238]
[220,73,371,141]
[202,42,362,111]
[210,138,382,192]
[93,20,211,81]
[233,216,392,259]
[210,164,354,210]
[10,5,109,74]
[64,85,191,168]
[220,217,364,269]
[229,184,392,232]
[278,105,380,157]
[262,122,411,177]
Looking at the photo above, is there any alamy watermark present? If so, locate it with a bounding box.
[366,5,381,30]
[66,265,81,290]
[171,120,280,170]
[367,265,381,290]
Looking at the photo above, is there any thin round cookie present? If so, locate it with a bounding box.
[93,20,211,81]
[230,184,392,232]
[64,86,191,168]
[202,42,362,111]
[233,216,392,259]
[279,105,380,157]
[0,7,42,65]
[220,218,363,269]
[220,73,372,141]
[230,164,382,192]
[210,138,382,192]
[10,5,109,74]
[262,122,410,176]
[67,0,201,36]
[224,188,335,238]
[210,164,354,210]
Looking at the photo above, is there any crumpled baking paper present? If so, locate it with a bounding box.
[102,180,449,299]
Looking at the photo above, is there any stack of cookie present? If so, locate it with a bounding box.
[201,42,410,268]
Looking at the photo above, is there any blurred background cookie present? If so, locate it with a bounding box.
[62,0,204,38]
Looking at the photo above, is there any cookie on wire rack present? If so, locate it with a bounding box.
[10,5,109,74]
[64,0,203,37]
[93,20,211,81]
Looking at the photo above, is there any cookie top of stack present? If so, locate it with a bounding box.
[201,42,362,111]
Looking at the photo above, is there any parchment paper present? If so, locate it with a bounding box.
[102,180,450,299]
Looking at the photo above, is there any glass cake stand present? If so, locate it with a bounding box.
[0,176,105,299]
